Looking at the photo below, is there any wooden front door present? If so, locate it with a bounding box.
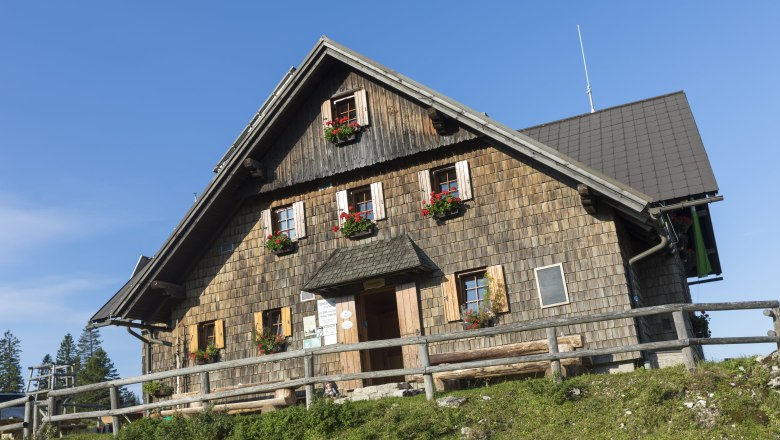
[395,282,422,377]
[336,295,362,391]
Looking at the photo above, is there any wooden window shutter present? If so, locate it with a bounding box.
[261,209,273,237]
[417,169,432,207]
[455,160,473,201]
[292,201,306,239]
[487,265,510,313]
[321,99,333,126]
[214,319,225,349]
[336,190,349,226]
[441,275,461,322]
[281,306,292,337]
[370,181,385,220]
[355,89,369,126]
[188,324,199,354]
[253,312,264,337]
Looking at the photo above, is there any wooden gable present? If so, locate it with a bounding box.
[254,65,478,193]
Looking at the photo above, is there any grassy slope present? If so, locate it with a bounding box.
[64,357,780,440]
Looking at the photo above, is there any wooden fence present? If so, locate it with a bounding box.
[2,300,779,438]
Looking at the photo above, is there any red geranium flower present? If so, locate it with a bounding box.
[332,225,339,232]
[339,211,349,219]
[421,209,430,216]
[266,234,272,239]
[275,238,281,244]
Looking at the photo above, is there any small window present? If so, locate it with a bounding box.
[300,290,315,302]
[333,96,357,125]
[274,206,296,240]
[458,270,488,314]
[349,186,374,221]
[432,166,459,198]
[198,321,216,350]
[264,309,284,336]
[534,263,570,308]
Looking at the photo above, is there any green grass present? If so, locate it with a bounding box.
[63,357,780,439]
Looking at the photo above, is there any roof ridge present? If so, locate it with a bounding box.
[517,91,686,132]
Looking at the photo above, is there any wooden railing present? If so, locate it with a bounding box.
[3,300,779,438]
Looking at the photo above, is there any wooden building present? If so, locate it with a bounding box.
[90,38,722,395]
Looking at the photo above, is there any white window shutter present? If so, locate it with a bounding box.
[293,201,306,239]
[370,182,385,220]
[261,209,273,237]
[418,169,432,207]
[455,160,473,201]
[336,190,349,226]
[355,90,369,127]
[321,99,332,126]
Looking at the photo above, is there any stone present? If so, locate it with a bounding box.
[461,427,472,438]
[767,377,780,389]
[481,395,492,401]
[438,396,468,408]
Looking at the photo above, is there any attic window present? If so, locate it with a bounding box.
[321,90,369,144]
[333,96,357,125]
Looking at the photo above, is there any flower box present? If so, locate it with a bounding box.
[259,342,286,355]
[334,133,357,145]
[461,317,495,330]
[433,208,461,221]
[346,225,375,240]
[153,389,173,398]
[195,356,219,365]
[270,242,297,256]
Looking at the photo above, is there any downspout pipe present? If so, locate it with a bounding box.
[127,328,171,403]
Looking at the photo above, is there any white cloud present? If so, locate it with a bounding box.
[0,192,93,263]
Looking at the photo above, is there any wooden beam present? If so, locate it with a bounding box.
[242,158,265,179]
[427,107,451,135]
[433,358,581,389]
[150,281,185,300]
[578,183,597,215]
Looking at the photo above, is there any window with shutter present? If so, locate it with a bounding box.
[321,90,369,144]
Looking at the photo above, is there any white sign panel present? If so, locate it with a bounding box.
[317,298,338,346]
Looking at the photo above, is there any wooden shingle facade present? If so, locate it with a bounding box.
[91,38,722,396]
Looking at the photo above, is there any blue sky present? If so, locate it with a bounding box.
[1,2,778,386]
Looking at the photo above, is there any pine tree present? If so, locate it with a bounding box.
[56,333,78,388]
[76,348,121,407]
[120,388,139,407]
[76,326,103,366]
[37,353,53,391]
[0,330,24,393]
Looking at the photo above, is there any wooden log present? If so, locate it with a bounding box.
[274,388,296,405]
[242,158,265,179]
[23,399,32,439]
[0,395,33,410]
[304,354,314,409]
[433,358,581,387]
[429,336,582,365]
[156,396,290,417]
[150,280,185,299]
[0,421,27,432]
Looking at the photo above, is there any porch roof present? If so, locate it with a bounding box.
[303,234,437,294]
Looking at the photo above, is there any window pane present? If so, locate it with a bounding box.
[464,278,476,290]
[537,266,568,306]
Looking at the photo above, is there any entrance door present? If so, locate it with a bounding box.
[357,289,405,386]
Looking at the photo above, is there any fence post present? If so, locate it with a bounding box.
[672,310,697,371]
[764,308,780,351]
[32,401,41,436]
[109,386,120,436]
[304,354,314,409]
[45,395,55,435]
[23,399,33,439]
[546,327,562,382]
[200,371,210,407]
[417,342,435,400]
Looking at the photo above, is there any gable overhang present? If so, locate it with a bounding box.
[93,37,655,325]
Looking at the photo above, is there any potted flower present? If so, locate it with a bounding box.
[190,344,220,365]
[422,189,463,221]
[460,274,506,330]
[332,207,376,239]
[689,311,711,338]
[265,231,295,255]
[324,117,361,145]
[255,330,287,355]
[142,381,174,398]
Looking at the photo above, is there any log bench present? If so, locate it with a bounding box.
[155,385,297,417]
[430,335,583,390]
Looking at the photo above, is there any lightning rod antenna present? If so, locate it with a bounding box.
[577,25,596,113]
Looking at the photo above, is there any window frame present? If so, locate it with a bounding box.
[332,95,358,126]
[198,321,216,351]
[431,165,459,198]
[349,185,374,221]
[533,263,571,308]
[457,268,489,314]
[263,308,284,337]
[273,205,296,241]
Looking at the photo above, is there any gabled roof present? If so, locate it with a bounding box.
[520,92,718,203]
[90,37,667,325]
[303,235,437,294]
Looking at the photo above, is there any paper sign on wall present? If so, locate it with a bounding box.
[303,315,317,338]
[317,298,338,346]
